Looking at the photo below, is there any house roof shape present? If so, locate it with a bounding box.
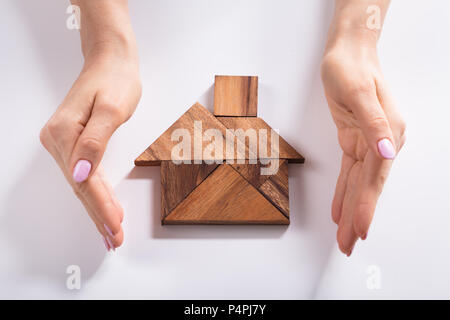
[134,103,304,165]
[135,75,304,225]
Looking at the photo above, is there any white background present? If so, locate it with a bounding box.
[0,0,449,299]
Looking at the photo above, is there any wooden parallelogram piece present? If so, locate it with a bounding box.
[231,160,289,217]
[216,116,304,163]
[163,164,289,225]
[257,161,289,217]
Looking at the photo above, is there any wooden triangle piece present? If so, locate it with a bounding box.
[135,103,256,166]
[161,161,218,219]
[163,164,289,224]
[216,117,304,163]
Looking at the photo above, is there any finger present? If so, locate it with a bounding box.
[70,97,128,183]
[95,166,125,223]
[337,161,362,256]
[375,78,407,151]
[332,154,356,224]
[40,130,113,250]
[99,170,125,224]
[67,169,122,252]
[41,109,86,169]
[42,80,95,167]
[75,166,124,249]
[352,150,392,239]
[41,114,108,227]
[348,87,396,160]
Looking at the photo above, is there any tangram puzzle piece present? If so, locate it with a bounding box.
[160,161,218,219]
[213,75,258,117]
[216,117,304,163]
[135,75,304,225]
[135,103,256,165]
[232,159,289,217]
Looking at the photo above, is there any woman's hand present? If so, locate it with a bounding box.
[40,44,141,251]
[40,0,140,251]
[321,31,406,255]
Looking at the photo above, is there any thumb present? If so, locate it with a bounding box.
[349,90,396,160]
[71,99,127,183]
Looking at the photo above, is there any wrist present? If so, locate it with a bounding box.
[325,0,388,54]
[83,34,138,62]
[74,0,138,62]
[325,21,379,55]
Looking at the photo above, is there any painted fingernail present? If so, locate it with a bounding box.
[104,224,114,237]
[106,236,115,251]
[73,160,91,183]
[377,138,396,160]
[361,233,368,240]
[102,236,110,251]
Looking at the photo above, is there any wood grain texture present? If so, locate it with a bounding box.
[135,103,255,166]
[230,160,289,217]
[163,164,289,225]
[213,75,258,117]
[258,160,289,217]
[216,116,305,163]
[160,161,218,219]
[230,161,273,189]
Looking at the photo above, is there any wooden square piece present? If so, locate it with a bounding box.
[214,75,258,117]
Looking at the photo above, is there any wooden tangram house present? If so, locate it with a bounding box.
[135,75,304,225]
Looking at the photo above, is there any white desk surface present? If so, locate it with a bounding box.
[1,0,449,299]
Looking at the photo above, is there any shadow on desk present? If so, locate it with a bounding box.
[0,151,105,291]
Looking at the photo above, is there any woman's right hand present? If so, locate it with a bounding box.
[40,44,141,251]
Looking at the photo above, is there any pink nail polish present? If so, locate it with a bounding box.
[106,236,115,251]
[73,160,91,183]
[361,233,368,240]
[104,224,114,237]
[102,237,110,251]
[377,138,396,160]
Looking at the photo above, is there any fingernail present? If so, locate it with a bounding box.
[377,138,396,160]
[73,160,91,183]
[106,236,115,251]
[347,245,355,257]
[102,236,110,251]
[361,233,368,240]
[104,224,114,237]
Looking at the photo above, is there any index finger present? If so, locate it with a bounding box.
[352,150,392,239]
[74,166,124,249]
